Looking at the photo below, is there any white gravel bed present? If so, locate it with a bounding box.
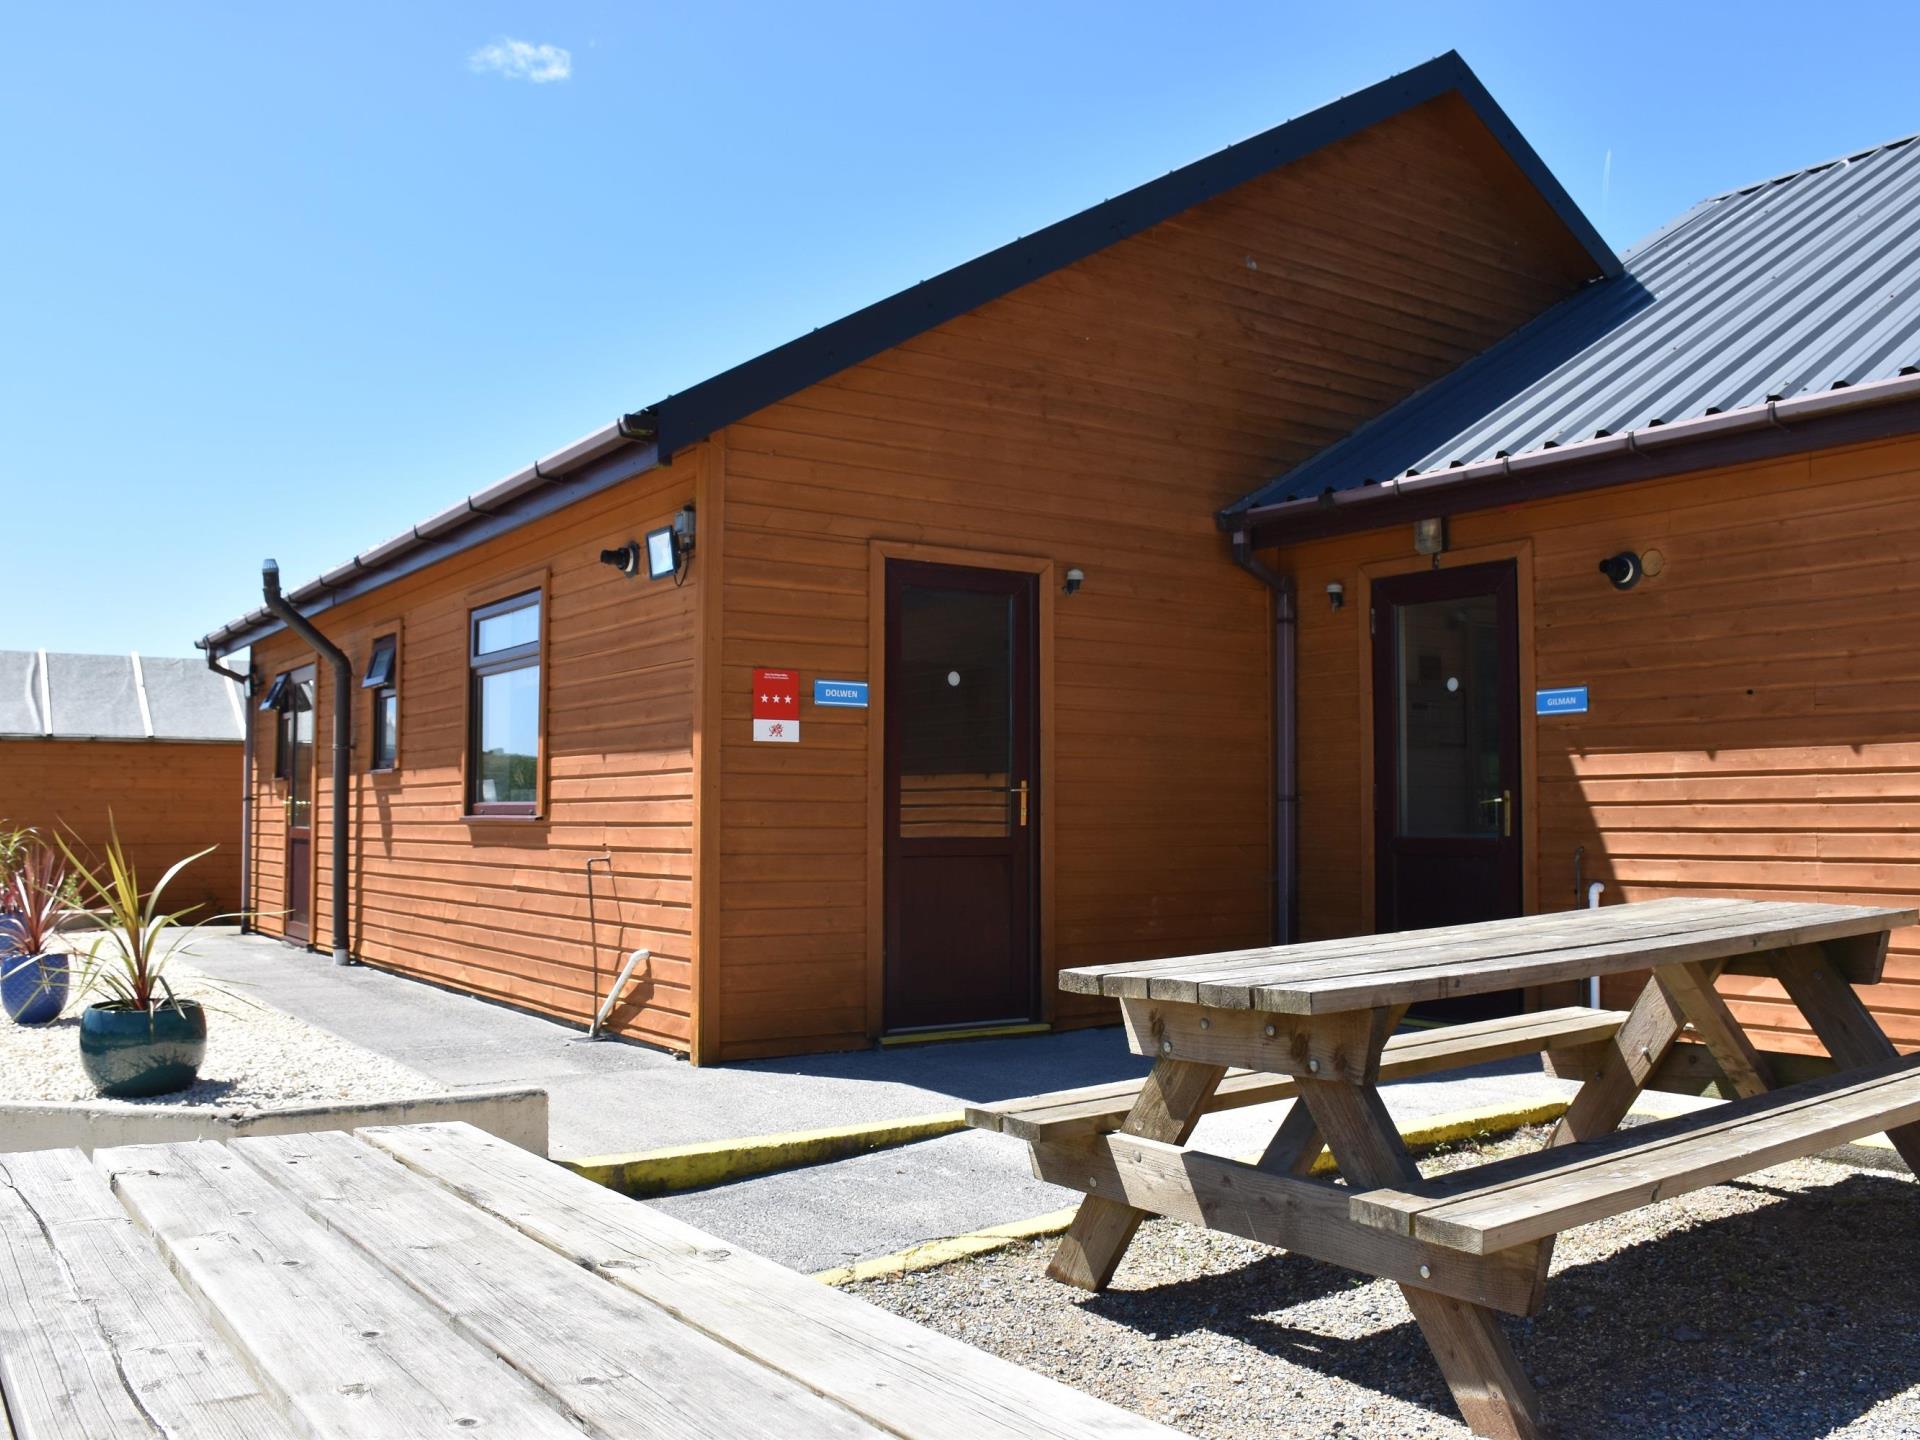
[851,1125,1920,1439]
[0,962,439,1109]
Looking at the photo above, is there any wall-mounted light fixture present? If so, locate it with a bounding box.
[1063,566,1085,596]
[1598,551,1642,590]
[1326,580,1345,611]
[1414,517,1447,556]
[643,505,697,584]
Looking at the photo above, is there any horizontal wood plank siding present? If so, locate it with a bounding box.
[246,451,705,1051]
[709,96,1597,1058]
[1267,435,1920,1054]
[0,738,241,916]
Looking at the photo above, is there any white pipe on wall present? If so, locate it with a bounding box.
[1586,882,1607,1008]
[589,949,650,1039]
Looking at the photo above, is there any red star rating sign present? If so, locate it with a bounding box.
[751,668,800,744]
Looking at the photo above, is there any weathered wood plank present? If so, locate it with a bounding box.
[1029,1130,1546,1314]
[359,1122,1183,1439]
[1772,936,1920,1172]
[94,1140,582,1440]
[1353,1052,1920,1255]
[1298,1076,1545,1439]
[1656,961,1773,1097]
[1057,900,1913,1014]
[231,1130,883,1439]
[1047,1058,1224,1290]
[0,1148,293,1440]
[1550,973,1691,1148]
[970,1006,1628,1141]
[1117,999,1377,1077]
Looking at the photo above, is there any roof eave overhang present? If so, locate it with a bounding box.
[200,429,661,658]
[1225,373,1920,549]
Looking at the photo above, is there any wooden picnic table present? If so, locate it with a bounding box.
[978,897,1920,1440]
[0,1122,1182,1440]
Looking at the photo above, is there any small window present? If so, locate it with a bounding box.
[468,592,541,815]
[363,635,398,771]
[273,673,313,782]
[259,671,290,712]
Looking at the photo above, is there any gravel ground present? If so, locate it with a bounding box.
[850,1126,1920,1439]
[0,960,439,1108]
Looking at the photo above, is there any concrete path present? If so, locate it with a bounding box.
[183,929,1155,1157]
[184,928,1584,1271]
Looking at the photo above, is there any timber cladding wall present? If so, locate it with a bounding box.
[703,95,1598,1060]
[0,739,241,916]
[1266,434,1920,1055]
[246,453,704,1052]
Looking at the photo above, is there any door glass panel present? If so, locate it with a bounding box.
[1395,596,1501,838]
[287,675,315,827]
[897,586,1011,838]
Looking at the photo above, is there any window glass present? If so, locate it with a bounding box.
[474,665,539,806]
[475,599,539,655]
[373,690,397,771]
[362,636,396,689]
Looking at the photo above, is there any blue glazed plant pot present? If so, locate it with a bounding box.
[1,926,70,1026]
[78,1000,207,1098]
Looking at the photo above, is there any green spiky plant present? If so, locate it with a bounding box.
[56,822,219,1013]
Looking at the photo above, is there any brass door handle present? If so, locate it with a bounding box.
[1485,789,1513,838]
[1012,780,1029,828]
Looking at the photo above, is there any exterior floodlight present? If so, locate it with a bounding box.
[644,527,677,580]
[1598,551,1642,590]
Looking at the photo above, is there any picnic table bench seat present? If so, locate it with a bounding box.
[1351,1048,1920,1255]
[966,1004,1628,1143]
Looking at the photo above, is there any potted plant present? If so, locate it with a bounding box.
[59,826,218,1098]
[1,831,72,1026]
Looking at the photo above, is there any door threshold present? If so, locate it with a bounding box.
[880,1021,1051,1048]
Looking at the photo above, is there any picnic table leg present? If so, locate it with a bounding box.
[1299,1077,1544,1440]
[1772,936,1920,1173]
[1046,1057,1225,1290]
[1550,967,1694,1146]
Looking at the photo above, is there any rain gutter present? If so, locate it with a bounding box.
[1230,372,1920,547]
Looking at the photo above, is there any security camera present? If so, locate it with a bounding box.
[1598,551,1642,590]
[599,541,641,577]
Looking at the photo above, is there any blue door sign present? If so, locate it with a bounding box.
[1536,686,1589,716]
[814,679,870,708]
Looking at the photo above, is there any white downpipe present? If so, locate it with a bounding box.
[588,948,650,1039]
[1586,882,1607,1008]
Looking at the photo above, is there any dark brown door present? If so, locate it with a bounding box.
[1373,562,1523,952]
[884,561,1038,1032]
[284,666,315,943]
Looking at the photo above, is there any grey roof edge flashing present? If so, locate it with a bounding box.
[1229,371,1920,544]
[200,436,661,658]
[200,51,1611,657]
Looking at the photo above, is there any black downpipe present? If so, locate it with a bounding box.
[1230,531,1297,945]
[200,649,254,932]
[261,560,354,966]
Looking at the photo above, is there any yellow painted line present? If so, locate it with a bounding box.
[563,1110,967,1198]
[817,1095,1576,1285]
[880,1023,1052,1047]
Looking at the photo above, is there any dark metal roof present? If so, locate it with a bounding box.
[200,50,1613,659]
[0,651,244,742]
[1227,132,1920,525]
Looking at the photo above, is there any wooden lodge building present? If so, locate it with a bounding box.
[198,53,1920,1063]
[0,650,245,916]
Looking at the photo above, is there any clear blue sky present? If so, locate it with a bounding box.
[7,2,1918,660]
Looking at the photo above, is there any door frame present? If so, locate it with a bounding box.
[282,659,319,947]
[867,540,1055,1040]
[1355,540,1537,932]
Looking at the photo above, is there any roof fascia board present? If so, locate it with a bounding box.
[648,50,1616,457]
[1234,380,1920,548]
[205,439,661,658]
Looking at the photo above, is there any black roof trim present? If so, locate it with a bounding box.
[645,49,1618,457]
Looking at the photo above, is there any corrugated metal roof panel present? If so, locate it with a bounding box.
[1229,133,1920,516]
[0,652,242,742]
